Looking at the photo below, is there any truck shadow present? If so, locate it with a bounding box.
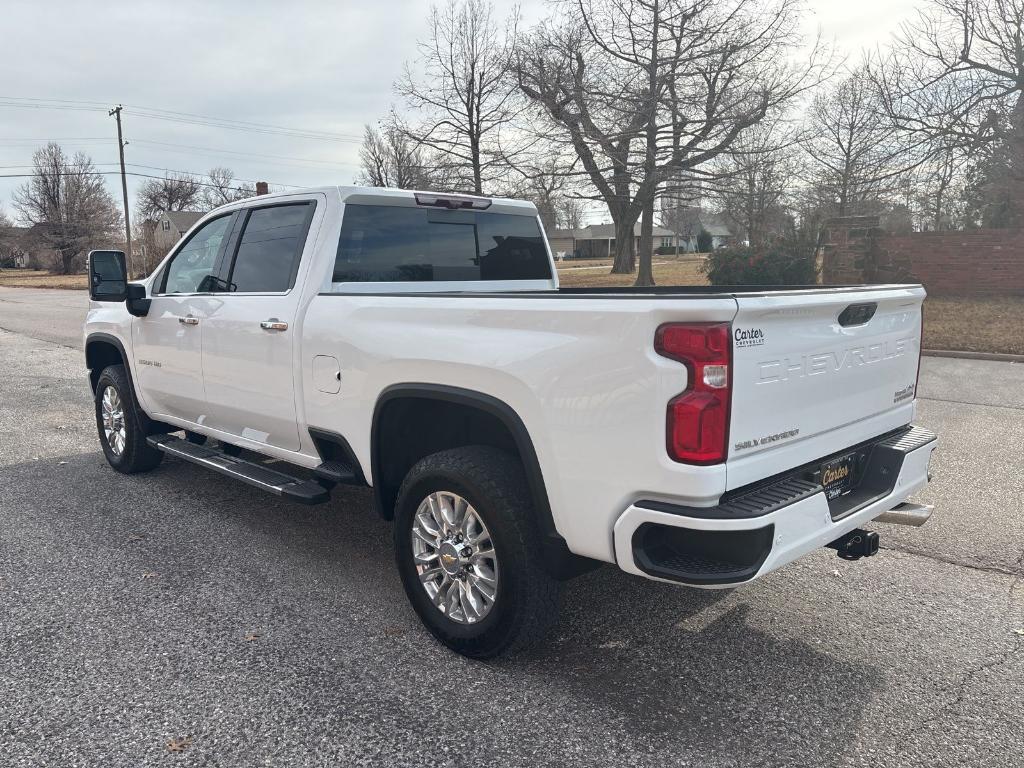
[5,451,883,766]
[528,571,883,754]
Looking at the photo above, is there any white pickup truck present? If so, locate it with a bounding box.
[84,186,937,657]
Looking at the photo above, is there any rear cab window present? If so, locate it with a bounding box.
[332,203,554,289]
[225,203,315,293]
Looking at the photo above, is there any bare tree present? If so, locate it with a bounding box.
[557,197,586,229]
[907,144,963,230]
[395,0,522,194]
[498,148,581,230]
[709,121,799,246]
[355,123,458,190]
[961,112,1019,226]
[877,0,1023,144]
[517,0,825,284]
[12,143,120,274]
[0,206,26,268]
[136,172,203,220]
[874,0,1024,222]
[202,167,256,209]
[803,67,913,218]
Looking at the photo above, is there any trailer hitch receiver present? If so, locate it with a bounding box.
[826,529,879,561]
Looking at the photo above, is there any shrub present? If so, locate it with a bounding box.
[696,228,713,252]
[701,239,819,286]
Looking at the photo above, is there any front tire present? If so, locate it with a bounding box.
[94,365,163,474]
[394,446,560,658]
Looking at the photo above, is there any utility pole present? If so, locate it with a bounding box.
[109,105,134,275]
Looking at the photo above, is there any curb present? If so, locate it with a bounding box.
[923,349,1024,363]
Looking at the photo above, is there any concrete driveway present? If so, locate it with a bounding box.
[0,288,1021,767]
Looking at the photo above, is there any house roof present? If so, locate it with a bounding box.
[0,225,30,241]
[548,222,676,241]
[161,210,205,232]
[661,207,733,238]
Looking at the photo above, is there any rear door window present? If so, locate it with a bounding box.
[225,203,315,293]
[333,204,551,283]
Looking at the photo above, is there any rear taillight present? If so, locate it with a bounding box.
[655,323,732,464]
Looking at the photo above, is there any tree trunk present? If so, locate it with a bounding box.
[636,198,655,287]
[1008,91,1024,225]
[470,132,483,194]
[59,249,75,275]
[609,214,637,273]
[634,0,659,289]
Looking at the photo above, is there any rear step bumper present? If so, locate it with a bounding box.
[147,434,329,505]
[613,425,936,586]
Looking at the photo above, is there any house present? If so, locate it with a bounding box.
[0,225,32,267]
[152,210,205,252]
[661,207,736,252]
[546,222,679,260]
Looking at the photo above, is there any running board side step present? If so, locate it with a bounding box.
[313,460,360,485]
[147,434,329,505]
[875,502,934,527]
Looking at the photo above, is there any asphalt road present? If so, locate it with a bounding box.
[1,289,1022,767]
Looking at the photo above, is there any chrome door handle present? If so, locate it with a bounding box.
[178,316,199,326]
[260,319,288,331]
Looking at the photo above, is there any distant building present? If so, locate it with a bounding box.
[660,207,735,252]
[547,222,679,260]
[152,210,205,252]
[0,225,32,267]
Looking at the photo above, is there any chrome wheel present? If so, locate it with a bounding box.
[411,491,499,625]
[100,385,127,456]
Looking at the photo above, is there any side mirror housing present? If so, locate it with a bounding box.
[88,250,127,302]
[126,282,151,317]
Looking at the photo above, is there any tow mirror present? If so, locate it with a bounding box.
[88,250,127,302]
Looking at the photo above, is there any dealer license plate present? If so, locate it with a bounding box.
[820,452,859,500]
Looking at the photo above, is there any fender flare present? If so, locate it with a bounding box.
[371,383,592,579]
[84,332,134,393]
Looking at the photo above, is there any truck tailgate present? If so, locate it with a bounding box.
[727,286,924,483]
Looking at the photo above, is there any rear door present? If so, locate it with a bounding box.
[727,286,924,471]
[199,197,321,451]
[132,212,235,421]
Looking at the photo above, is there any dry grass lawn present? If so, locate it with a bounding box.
[557,257,708,288]
[558,262,1022,356]
[2,266,1019,355]
[0,269,88,290]
[923,297,1024,356]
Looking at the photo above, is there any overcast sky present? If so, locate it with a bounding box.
[0,0,923,225]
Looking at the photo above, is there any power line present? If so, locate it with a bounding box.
[0,137,110,144]
[0,169,303,190]
[0,97,363,142]
[124,164,303,188]
[123,105,363,141]
[127,110,363,142]
[130,139,356,169]
[0,96,109,108]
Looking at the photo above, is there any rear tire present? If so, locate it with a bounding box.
[394,446,560,658]
[94,365,163,474]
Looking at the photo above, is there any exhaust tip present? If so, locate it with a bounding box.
[876,502,933,527]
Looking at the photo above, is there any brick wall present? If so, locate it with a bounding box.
[820,216,1024,297]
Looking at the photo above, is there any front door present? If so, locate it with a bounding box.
[132,213,235,422]
[200,199,319,452]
